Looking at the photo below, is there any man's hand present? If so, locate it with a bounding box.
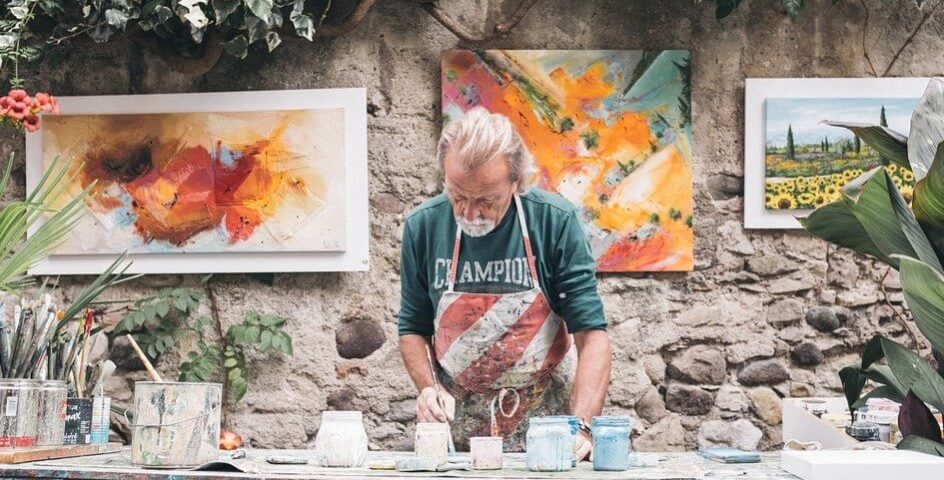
[416,386,456,423]
[575,430,592,461]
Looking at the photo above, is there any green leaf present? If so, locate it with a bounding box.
[228,367,242,381]
[898,435,944,456]
[291,11,313,40]
[851,385,905,409]
[212,0,240,22]
[246,0,273,20]
[104,8,129,29]
[800,199,885,262]
[231,377,248,401]
[156,301,170,318]
[780,0,804,18]
[224,358,238,368]
[260,329,272,348]
[913,141,944,258]
[265,31,281,52]
[222,35,248,59]
[821,121,910,172]
[246,325,261,343]
[898,256,944,355]
[881,335,944,415]
[280,331,293,355]
[839,365,867,413]
[909,78,944,181]
[715,0,742,18]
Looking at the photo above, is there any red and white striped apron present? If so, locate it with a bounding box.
[433,194,576,445]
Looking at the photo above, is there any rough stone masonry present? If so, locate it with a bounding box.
[3,0,939,452]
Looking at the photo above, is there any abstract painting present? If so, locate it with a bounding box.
[26,89,369,274]
[765,98,918,210]
[442,50,693,272]
[744,78,927,229]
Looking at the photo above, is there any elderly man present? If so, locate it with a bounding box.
[398,107,612,457]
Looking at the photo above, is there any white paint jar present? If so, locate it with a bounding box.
[313,411,369,467]
[470,436,503,470]
[414,422,449,463]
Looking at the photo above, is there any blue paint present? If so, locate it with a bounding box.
[526,416,573,472]
[213,145,240,168]
[591,416,632,471]
[543,415,578,466]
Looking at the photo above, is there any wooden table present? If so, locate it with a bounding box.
[0,448,801,479]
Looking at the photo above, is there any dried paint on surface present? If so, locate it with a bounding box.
[442,50,693,272]
[42,109,346,254]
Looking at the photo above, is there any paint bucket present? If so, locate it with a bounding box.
[526,416,573,472]
[414,422,449,463]
[312,411,368,467]
[470,436,503,470]
[131,382,221,469]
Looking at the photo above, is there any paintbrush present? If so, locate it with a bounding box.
[425,344,455,454]
[126,334,163,382]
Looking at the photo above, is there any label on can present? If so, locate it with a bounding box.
[5,396,17,416]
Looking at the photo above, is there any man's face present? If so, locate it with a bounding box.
[443,151,519,237]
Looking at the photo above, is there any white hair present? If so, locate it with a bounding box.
[438,106,536,192]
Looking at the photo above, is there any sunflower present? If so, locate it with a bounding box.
[902,169,915,182]
[797,192,814,205]
[892,176,903,189]
[886,164,898,174]
[772,193,796,210]
[900,184,915,204]
[813,194,829,208]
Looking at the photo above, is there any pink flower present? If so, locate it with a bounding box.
[23,113,40,132]
[7,101,26,120]
[0,96,12,115]
[34,92,58,114]
[8,89,27,102]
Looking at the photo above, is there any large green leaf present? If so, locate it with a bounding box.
[880,335,944,415]
[909,78,944,181]
[841,167,940,270]
[799,199,885,262]
[822,121,910,172]
[839,365,868,413]
[899,435,944,456]
[898,256,944,355]
[913,141,944,258]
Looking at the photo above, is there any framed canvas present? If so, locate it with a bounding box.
[443,50,694,272]
[744,78,928,229]
[25,89,369,274]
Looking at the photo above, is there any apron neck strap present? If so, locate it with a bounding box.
[446,194,540,291]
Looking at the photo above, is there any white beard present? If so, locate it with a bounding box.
[456,216,497,237]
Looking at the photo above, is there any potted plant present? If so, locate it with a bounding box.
[801,77,944,455]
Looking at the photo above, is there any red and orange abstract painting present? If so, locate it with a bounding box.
[442,50,693,272]
[42,109,346,254]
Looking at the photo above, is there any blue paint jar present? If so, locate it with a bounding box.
[591,416,632,471]
[526,417,573,472]
[544,415,579,466]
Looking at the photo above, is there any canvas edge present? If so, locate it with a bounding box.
[743,77,931,230]
[26,87,370,275]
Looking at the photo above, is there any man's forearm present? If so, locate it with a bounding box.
[399,334,436,392]
[570,329,612,422]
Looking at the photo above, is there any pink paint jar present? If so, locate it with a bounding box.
[470,436,503,470]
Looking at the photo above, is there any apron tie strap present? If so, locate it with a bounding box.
[489,387,521,437]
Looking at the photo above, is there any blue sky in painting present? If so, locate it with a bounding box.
[765,97,918,147]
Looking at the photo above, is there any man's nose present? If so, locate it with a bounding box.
[462,205,481,221]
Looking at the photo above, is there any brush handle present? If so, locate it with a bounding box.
[125,335,163,382]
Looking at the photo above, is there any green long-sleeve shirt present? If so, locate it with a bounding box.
[398,188,606,337]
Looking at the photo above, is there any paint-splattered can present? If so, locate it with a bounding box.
[526,416,572,472]
[470,436,503,470]
[131,382,221,468]
[591,416,631,471]
[36,380,66,446]
[414,422,449,463]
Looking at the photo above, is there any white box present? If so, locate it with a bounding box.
[781,450,944,480]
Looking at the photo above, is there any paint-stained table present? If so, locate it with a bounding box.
[0,448,801,479]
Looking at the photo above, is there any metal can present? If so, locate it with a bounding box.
[414,422,449,464]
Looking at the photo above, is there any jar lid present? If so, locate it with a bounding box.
[529,416,572,425]
[846,420,879,437]
[592,416,632,427]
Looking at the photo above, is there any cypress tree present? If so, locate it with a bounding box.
[787,124,795,160]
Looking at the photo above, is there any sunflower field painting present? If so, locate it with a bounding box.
[764,97,918,210]
[442,50,693,272]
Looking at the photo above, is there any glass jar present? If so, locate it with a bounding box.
[526,416,573,472]
[544,415,579,466]
[591,416,632,471]
[470,436,502,470]
[414,422,449,463]
[0,379,39,449]
[36,380,66,446]
[313,411,368,467]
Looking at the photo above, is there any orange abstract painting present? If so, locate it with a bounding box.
[442,50,693,272]
[42,109,346,254]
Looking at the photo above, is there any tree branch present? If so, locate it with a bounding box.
[881,0,944,77]
[421,0,541,43]
[859,0,878,77]
[315,0,378,38]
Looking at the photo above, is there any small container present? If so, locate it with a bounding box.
[131,382,222,468]
[470,436,502,470]
[64,398,92,445]
[90,395,111,444]
[0,379,39,449]
[36,380,66,446]
[591,416,632,471]
[414,422,449,464]
[544,415,579,466]
[861,410,897,443]
[801,399,829,417]
[526,416,573,472]
[846,415,880,442]
[313,411,369,467]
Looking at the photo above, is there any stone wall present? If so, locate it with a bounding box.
[5,0,942,451]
